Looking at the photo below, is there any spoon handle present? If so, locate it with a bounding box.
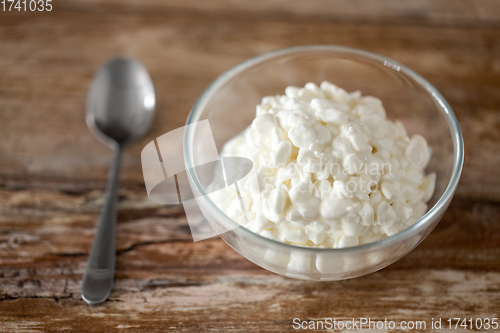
[81,145,122,305]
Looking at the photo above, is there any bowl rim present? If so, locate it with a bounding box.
[184,44,464,253]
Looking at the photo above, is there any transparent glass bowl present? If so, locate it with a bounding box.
[184,45,464,280]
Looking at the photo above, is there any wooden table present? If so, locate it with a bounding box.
[1,1,499,331]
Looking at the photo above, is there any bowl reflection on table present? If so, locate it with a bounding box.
[184,45,464,281]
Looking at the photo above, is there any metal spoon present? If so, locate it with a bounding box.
[82,57,155,305]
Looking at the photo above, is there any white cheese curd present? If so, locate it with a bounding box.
[209,81,436,248]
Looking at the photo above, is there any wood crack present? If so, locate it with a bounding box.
[47,238,191,258]
[116,239,191,255]
[0,294,74,302]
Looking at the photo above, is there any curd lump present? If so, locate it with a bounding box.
[209,81,436,248]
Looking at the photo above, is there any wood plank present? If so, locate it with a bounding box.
[0,194,499,331]
[62,0,500,25]
[0,1,499,331]
[0,9,499,199]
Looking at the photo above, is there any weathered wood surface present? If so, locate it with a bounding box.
[0,1,499,332]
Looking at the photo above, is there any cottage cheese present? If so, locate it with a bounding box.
[209,81,436,248]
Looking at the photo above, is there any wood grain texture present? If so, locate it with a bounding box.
[0,1,499,332]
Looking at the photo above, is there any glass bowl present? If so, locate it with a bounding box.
[184,45,464,280]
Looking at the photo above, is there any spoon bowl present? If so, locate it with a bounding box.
[86,57,155,147]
